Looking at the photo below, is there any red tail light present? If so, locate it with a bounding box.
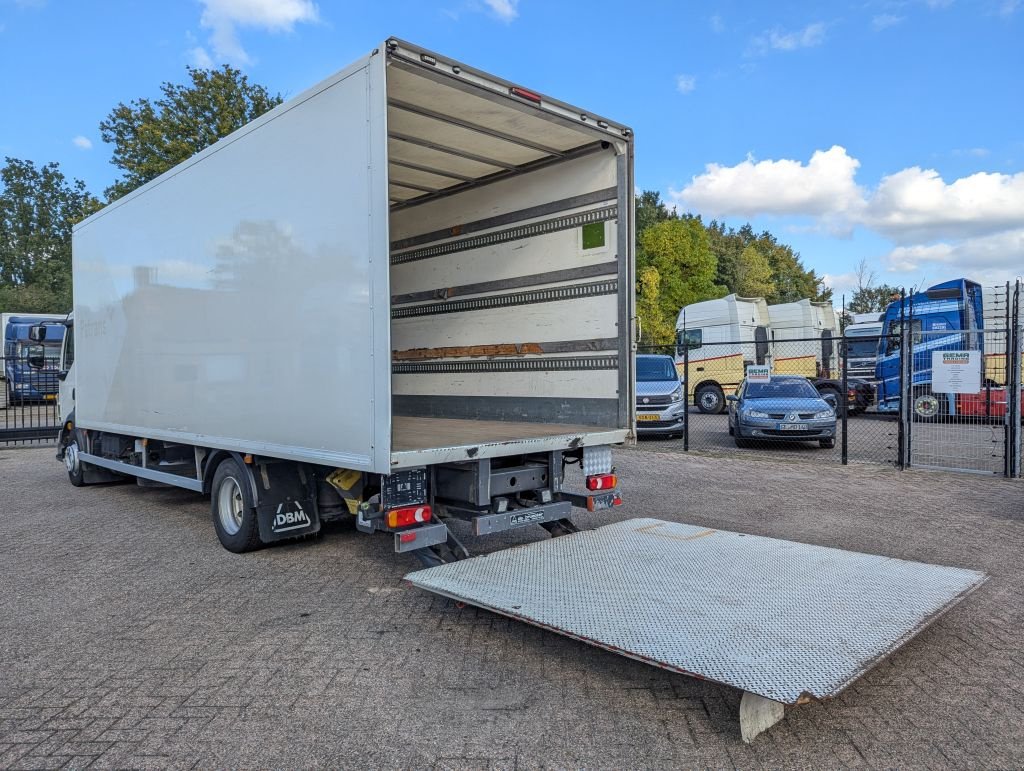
[586,473,617,491]
[387,505,432,528]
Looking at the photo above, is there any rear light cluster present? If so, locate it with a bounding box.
[386,505,432,529]
[586,473,617,491]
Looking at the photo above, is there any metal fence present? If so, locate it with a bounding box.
[637,334,898,466]
[0,350,62,445]
[637,280,1024,477]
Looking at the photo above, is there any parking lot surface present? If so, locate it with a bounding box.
[645,409,1010,474]
[1,445,1022,769]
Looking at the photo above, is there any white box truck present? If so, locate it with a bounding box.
[47,38,635,561]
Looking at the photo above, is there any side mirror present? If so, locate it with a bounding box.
[725,394,738,403]
[28,325,46,342]
[822,393,838,408]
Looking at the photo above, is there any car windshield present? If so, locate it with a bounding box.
[636,357,677,382]
[846,337,878,357]
[745,380,820,399]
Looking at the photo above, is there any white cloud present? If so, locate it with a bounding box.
[194,0,319,66]
[71,135,92,150]
[883,229,1024,277]
[865,167,1024,243]
[673,146,865,223]
[872,13,904,30]
[999,0,1020,16]
[752,22,826,54]
[189,46,214,68]
[482,0,519,22]
[675,74,696,94]
[822,271,861,298]
[673,145,1024,286]
[709,14,724,33]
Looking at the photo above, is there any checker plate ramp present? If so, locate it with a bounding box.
[406,518,986,706]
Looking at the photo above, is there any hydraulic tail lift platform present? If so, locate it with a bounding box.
[406,518,986,742]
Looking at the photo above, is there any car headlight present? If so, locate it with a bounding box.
[744,409,770,419]
[813,409,835,419]
[669,385,683,403]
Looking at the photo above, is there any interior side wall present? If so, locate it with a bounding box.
[389,150,622,427]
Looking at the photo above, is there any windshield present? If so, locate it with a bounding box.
[846,338,878,358]
[16,342,62,361]
[745,380,820,399]
[637,357,678,382]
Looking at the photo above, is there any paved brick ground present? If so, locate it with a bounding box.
[1,445,1022,769]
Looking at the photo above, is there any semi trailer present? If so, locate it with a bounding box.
[40,40,986,743]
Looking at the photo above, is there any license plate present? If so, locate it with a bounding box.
[637,414,660,422]
[44,394,56,401]
[778,423,807,431]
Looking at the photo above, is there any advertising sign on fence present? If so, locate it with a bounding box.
[931,350,981,394]
[746,365,771,384]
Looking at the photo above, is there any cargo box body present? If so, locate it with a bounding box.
[73,39,634,474]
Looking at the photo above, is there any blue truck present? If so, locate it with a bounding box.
[3,315,66,405]
[875,278,985,420]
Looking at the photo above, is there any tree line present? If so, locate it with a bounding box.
[1,65,892,327]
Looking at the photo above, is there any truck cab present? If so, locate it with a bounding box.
[3,316,65,406]
[875,278,983,419]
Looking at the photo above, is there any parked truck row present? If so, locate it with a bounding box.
[672,294,865,414]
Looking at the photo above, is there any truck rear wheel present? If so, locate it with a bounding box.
[696,384,725,414]
[211,459,262,553]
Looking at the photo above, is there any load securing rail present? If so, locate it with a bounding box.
[406,518,986,742]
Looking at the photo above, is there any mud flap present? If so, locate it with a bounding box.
[253,462,320,542]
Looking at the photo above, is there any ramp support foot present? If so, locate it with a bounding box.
[739,691,784,743]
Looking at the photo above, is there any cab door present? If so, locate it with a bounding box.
[58,319,75,423]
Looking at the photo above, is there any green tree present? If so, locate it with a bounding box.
[100,65,283,201]
[706,220,830,303]
[734,244,776,298]
[0,158,101,313]
[636,266,676,345]
[639,217,725,337]
[848,284,900,313]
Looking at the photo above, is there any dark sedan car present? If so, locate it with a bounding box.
[727,375,838,449]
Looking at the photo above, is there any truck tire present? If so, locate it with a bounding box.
[211,458,263,553]
[696,383,725,414]
[817,386,841,409]
[64,431,86,487]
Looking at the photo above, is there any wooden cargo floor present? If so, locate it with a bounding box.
[391,416,599,452]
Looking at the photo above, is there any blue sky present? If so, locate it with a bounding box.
[1,0,1022,299]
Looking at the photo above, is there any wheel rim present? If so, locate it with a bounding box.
[699,391,719,411]
[64,441,79,475]
[217,476,245,536]
[914,394,939,418]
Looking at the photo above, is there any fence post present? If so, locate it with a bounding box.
[897,288,910,469]
[841,332,848,465]
[682,334,689,452]
[1007,282,1015,475]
